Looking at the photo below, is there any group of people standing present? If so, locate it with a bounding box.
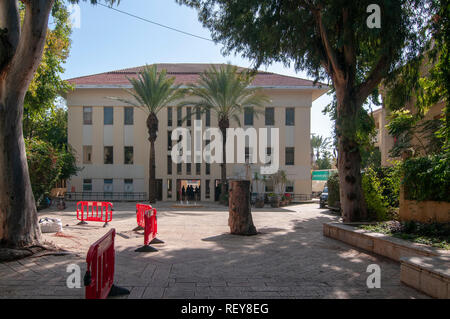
[181,185,200,202]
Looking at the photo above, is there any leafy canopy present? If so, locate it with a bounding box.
[120,65,185,116]
[180,64,269,125]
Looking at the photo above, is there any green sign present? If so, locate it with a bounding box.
[312,171,330,181]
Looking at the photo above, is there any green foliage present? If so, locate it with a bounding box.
[387,109,444,157]
[23,0,73,139]
[25,138,78,207]
[326,173,340,208]
[361,146,381,169]
[362,167,389,221]
[25,139,61,207]
[180,64,269,125]
[378,163,403,208]
[121,65,185,116]
[360,221,450,249]
[402,152,450,202]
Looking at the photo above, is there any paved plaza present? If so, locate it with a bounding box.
[0,202,427,299]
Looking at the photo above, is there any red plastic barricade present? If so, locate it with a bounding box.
[77,201,113,226]
[135,203,150,230]
[84,229,129,299]
[135,204,163,252]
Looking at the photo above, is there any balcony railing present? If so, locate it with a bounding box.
[65,192,147,202]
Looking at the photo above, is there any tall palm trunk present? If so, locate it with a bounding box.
[219,117,229,204]
[147,113,158,203]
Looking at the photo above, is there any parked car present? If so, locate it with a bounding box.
[319,186,328,208]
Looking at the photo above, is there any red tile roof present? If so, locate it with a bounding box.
[67,63,327,88]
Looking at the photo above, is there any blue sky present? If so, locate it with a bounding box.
[62,0,334,139]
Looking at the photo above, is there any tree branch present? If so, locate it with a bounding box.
[6,0,55,95]
[355,54,391,106]
[0,0,21,73]
[312,9,345,85]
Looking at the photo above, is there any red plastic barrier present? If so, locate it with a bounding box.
[135,205,162,252]
[84,229,116,299]
[143,208,158,245]
[136,203,152,229]
[77,201,113,225]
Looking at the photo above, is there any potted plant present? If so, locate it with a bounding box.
[268,192,280,208]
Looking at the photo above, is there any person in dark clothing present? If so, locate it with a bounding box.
[182,186,186,202]
[194,186,199,202]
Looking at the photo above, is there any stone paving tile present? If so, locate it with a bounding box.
[0,202,430,299]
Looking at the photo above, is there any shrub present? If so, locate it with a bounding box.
[362,167,389,221]
[402,152,450,202]
[26,139,61,207]
[327,172,340,208]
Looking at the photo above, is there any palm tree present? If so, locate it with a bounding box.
[181,64,269,203]
[311,134,331,167]
[120,65,185,203]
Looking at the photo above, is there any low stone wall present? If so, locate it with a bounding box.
[400,256,449,299]
[399,199,450,223]
[323,222,450,298]
[323,222,447,262]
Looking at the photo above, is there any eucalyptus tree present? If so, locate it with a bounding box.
[0,0,118,249]
[120,65,185,203]
[177,0,434,221]
[180,64,269,203]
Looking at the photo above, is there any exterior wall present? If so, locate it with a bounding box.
[374,101,444,167]
[66,87,317,201]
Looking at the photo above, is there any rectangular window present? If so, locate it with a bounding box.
[205,109,211,127]
[186,163,191,175]
[104,107,113,125]
[265,107,275,126]
[124,107,133,125]
[167,179,172,199]
[168,130,172,150]
[177,107,182,126]
[285,183,294,193]
[285,147,295,165]
[177,163,182,174]
[124,146,133,164]
[245,147,250,162]
[168,107,173,126]
[266,147,272,165]
[83,179,92,191]
[167,155,172,175]
[196,107,201,120]
[286,108,295,126]
[83,107,92,125]
[206,163,211,175]
[186,107,192,126]
[104,146,113,164]
[244,107,253,126]
[104,179,113,192]
[124,179,133,192]
[205,180,210,199]
[83,145,92,164]
[196,163,201,175]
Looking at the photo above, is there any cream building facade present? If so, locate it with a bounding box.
[65,64,328,201]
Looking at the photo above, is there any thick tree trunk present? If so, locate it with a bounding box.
[336,93,368,222]
[0,0,55,248]
[147,113,158,204]
[228,180,257,235]
[219,118,229,204]
[0,94,41,247]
